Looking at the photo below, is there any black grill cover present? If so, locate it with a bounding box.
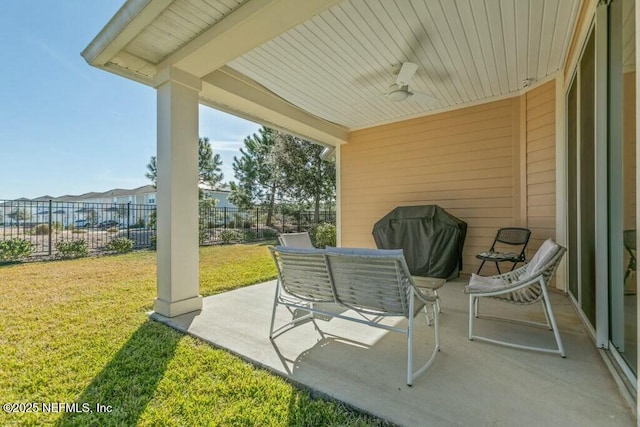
[372,205,467,280]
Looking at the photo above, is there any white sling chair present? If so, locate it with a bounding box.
[465,239,566,357]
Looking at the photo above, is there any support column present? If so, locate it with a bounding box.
[153,67,202,317]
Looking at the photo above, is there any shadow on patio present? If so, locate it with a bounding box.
[152,278,634,426]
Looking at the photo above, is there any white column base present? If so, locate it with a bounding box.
[153,295,203,318]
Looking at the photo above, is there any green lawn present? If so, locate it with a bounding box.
[0,243,384,426]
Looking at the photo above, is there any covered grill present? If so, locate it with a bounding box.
[372,205,467,280]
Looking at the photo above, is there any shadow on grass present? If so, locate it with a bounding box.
[57,320,182,426]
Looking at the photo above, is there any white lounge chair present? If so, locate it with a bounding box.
[465,238,566,357]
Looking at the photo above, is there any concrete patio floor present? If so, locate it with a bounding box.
[152,278,635,426]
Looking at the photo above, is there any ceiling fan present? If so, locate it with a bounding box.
[383,62,438,105]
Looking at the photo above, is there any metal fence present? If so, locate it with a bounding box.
[0,200,335,258]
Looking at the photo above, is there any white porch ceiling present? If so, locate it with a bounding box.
[229,0,580,129]
[84,0,582,133]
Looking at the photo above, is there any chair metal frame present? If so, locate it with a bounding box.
[476,227,531,274]
[466,244,566,357]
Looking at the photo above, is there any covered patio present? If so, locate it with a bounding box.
[83,0,639,423]
[151,278,634,426]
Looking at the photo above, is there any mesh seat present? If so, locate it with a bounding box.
[476,227,531,275]
[624,229,636,292]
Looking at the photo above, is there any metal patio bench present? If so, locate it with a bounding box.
[476,227,531,274]
[269,245,440,386]
[465,238,566,357]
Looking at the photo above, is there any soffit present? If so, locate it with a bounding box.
[228,0,581,129]
[107,0,247,79]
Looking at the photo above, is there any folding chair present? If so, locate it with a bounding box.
[476,228,531,275]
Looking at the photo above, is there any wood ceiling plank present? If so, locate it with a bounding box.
[485,0,510,94]
[424,0,479,101]
[500,0,519,91]
[455,0,494,98]
[537,0,560,77]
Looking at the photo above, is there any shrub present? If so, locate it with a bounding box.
[150,235,157,250]
[66,224,75,231]
[242,229,257,242]
[0,238,33,262]
[311,223,336,248]
[33,224,51,235]
[219,229,239,244]
[52,221,63,232]
[105,237,135,254]
[261,228,279,240]
[56,239,89,259]
[72,229,86,234]
[199,221,210,245]
[107,227,119,233]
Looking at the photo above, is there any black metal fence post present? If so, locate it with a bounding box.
[127,202,131,240]
[48,200,52,256]
[255,207,259,236]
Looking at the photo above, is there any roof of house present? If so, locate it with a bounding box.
[2,184,232,203]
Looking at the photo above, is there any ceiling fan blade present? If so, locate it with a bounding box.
[396,62,418,86]
[409,91,438,106]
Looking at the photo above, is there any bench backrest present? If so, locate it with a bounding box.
[269,246,334,303]
[278,232,314,248]
[270,246,422,317]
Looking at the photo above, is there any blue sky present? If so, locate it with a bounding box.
[0,1,261,200]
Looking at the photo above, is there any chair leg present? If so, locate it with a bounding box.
[540,299,552,329]
[407,291,415,386]
[269,280,280,338]
[540,283,566,357]
[468,295,475,340]
[474,297,479,318]
[477,260,486,274]
[495,262,501,275]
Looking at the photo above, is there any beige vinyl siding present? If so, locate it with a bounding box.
[342,98,518,274]
[526,81,556,258]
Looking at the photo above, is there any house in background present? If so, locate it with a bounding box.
[82,0,639,414]
[0,184,235,227]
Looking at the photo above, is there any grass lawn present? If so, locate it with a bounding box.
[0,243,384,426]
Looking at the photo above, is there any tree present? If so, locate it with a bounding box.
[230,126,336,225]
[229,127,282,226]
[271,134,335,221]
[145,137,223,198]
